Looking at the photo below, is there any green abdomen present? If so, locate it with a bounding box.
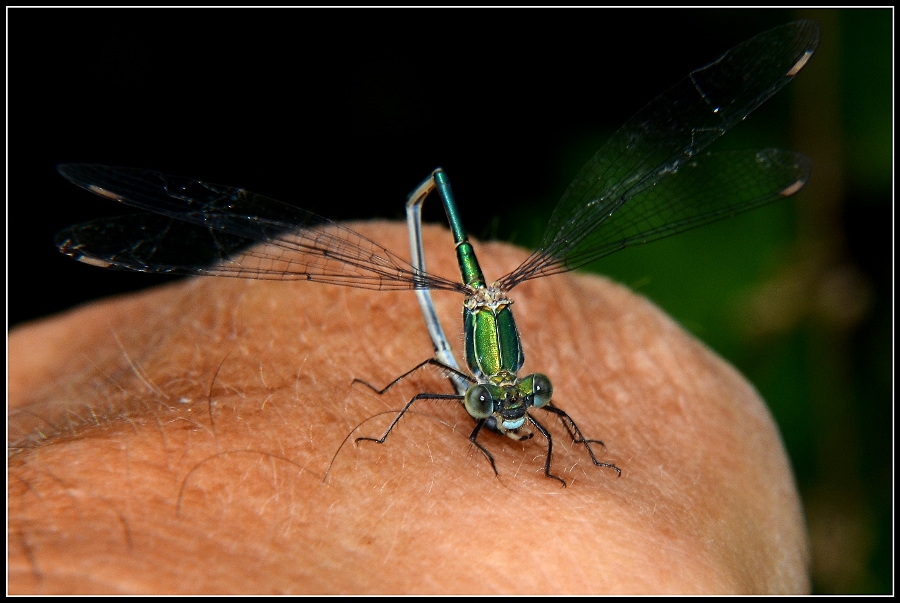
[464,305,525,380]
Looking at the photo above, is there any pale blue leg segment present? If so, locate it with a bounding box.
[406,170,469,396]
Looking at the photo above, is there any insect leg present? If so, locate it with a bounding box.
[541,405,622,477]
[352,358,472,395]
[526,414,567,487]
[356,392,464,446]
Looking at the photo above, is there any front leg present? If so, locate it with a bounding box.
[541,405,622,477]
[356,392,464,447]
[352,358,473,395]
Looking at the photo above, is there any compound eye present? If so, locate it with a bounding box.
[530,373,553,408]
[465,384,495,419]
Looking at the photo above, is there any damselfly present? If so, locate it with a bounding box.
[55,20,819,486]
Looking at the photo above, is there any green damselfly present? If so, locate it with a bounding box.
[55,20,819,486]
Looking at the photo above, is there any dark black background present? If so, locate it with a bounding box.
[11,8,807,326]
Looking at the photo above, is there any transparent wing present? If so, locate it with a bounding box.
[56,164,466,292]
[499,19,819,290]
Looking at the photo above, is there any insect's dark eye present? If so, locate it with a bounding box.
[465,385,495,419]
[531,374,553,409]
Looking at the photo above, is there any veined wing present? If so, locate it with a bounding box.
[56,164,466,292]
[499,20,819,290]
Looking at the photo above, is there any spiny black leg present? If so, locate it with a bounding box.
[468,419,499,476]
[527,414,567,487]
[547,403,605,447]
[356,392,463,445]
[541,405,621,477]
[352,358,473,395]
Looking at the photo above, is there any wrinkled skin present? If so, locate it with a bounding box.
[8,223,809,594]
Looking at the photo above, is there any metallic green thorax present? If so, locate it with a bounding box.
[463,288,524,380]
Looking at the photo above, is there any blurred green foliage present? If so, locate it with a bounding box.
[503,9,892,594]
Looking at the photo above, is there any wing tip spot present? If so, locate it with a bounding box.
[88,185,121,201]
[780,180,806,197]
[787,50,813,77]
[77,256,115,269]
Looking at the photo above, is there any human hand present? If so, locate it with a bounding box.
[8,222,809,594]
